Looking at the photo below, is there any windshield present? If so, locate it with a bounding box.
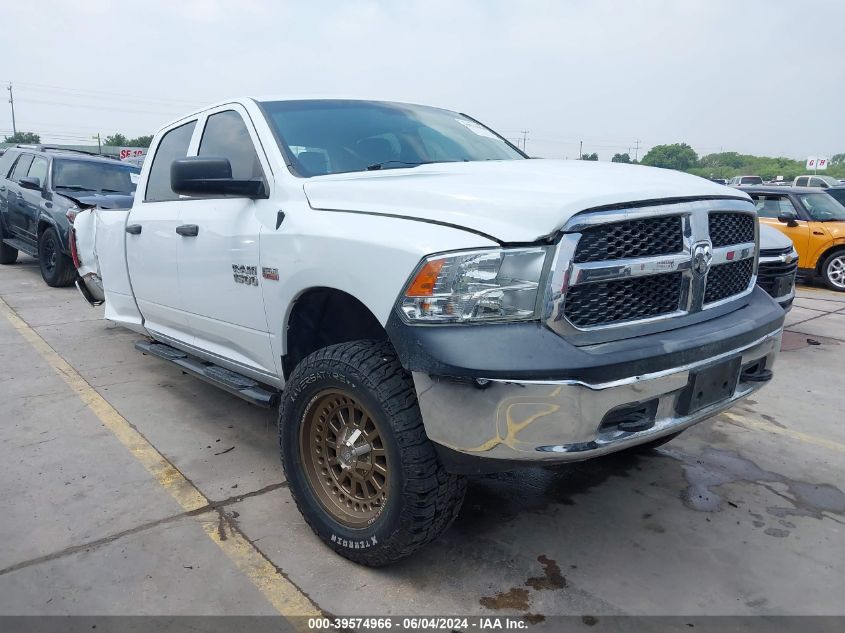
[798,193,845,221]
[741,176,763,184]
[260,100,525,177]
[827,189,845,207]
[52,159,140,194]
[816,176,840,187]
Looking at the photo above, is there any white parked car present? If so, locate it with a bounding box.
[72,98,785,565]
[793,175,841,188]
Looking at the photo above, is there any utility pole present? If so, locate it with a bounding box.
[7,83,16,136]
[633,139,640,162]
[92,134,101,154]
[579,140,583,159]
[520,130,529,154]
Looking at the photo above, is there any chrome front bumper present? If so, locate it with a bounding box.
[413,329,781,463]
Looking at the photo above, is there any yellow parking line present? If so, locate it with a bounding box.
[721,410,845,454]
[0,297,320,622]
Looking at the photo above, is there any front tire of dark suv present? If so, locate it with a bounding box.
[279,339,466,566]
[38,227,77,287]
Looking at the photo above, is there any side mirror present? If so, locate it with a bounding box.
[777,210,799,227]
[171,156,267,199]
[18,176,41,191]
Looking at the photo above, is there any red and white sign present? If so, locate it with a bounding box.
[806,156,829,170]
[119,148,146,160]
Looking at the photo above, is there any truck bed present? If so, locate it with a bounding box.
[74,208,145,332]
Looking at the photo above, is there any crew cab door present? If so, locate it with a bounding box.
[126,119,197,343]
[175,107,276,376]
[5,153,34,239]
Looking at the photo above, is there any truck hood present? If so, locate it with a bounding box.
[303,159,748,242]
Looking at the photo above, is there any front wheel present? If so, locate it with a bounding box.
[38,227,77,287]
[279,340,466,566]
[820,250,845,292]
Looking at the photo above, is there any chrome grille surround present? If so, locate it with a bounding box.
[544,199,759,339]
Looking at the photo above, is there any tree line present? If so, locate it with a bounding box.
[640,143,845,180]
[3,131,153,147]
[575,143,845,180]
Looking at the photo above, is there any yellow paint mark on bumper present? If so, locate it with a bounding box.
[721,410,845,454]
[0,298,320,622]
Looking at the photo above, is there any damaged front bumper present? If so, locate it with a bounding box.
[414,328,780,471]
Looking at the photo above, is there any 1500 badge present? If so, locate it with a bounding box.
[232,264,258,286]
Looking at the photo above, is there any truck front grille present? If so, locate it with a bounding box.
[709,212,754,247]
[704,258,754,304]
[563,272,683,327]
[551,204,758,332]
[573,216,683,263]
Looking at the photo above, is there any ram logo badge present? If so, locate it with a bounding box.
[232,264,258,286]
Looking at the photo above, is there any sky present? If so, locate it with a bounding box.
[0,0,843,161]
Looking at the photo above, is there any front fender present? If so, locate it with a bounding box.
[258,207,496,364]
[38,212,71,253]
[811,236,845,271]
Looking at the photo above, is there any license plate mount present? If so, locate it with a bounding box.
[676,356,742,416]
[774,274,794,297]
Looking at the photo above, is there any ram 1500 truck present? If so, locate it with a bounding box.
[73,98,785,566]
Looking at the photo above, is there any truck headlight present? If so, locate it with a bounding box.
[399,247,549,323]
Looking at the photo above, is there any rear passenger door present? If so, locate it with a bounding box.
[126,119,198,343]
[5,153,34,239]
[176,106,277,377]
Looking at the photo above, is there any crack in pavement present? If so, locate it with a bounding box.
[0,481,288,577]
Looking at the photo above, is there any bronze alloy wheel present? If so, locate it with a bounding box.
[299,389,389,528]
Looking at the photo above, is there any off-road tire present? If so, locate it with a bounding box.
[279,339,466,566]
[820,249,845,292]
[38,227,76,287]
[0,223,18,265]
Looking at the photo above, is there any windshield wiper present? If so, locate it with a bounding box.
[99,188,130,194]
[366,160,432,171]
[55,185,95,191]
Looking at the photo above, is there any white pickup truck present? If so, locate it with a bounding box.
[73,98,785,565]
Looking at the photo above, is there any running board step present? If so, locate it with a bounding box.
[2,237,38,257]
[135,341,279,408]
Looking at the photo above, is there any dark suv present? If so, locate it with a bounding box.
[0,146,140,286]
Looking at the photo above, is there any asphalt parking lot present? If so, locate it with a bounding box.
[1,256,843,624]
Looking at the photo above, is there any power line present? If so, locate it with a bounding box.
[0,79,204,108]
[14,97,182,117]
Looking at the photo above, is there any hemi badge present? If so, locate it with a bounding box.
[262,267,280,281]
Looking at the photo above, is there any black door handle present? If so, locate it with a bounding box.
[176,224,199,237]
[125,224,142,235]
